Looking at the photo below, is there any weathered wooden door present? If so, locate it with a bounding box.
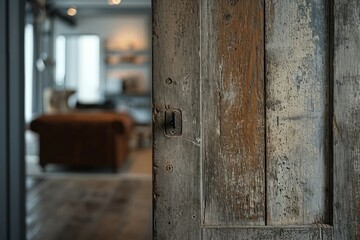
[153,0,360,239]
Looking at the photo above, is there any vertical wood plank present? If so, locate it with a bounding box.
[153,0,200,239]
[0,0,8,239]
[265,0,329,225]
[8,0,26,239]
[333,0,360,239]
[201,0,265,225]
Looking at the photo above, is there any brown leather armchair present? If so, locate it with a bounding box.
[30,112,134,172]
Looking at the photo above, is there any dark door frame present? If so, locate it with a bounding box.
[1,2,153,239]
[0,0,26,239]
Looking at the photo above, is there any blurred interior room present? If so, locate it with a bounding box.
[24,0,152,239]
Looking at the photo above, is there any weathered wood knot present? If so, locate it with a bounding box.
[227,0,239,6]
[165,77,173,85]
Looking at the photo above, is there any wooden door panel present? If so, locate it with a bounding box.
[152,0,360,239]
[201,0,266,226]
[202,225,333,240]
[333,0,360,239]
[153,0,201,239]
[265,0,329,225]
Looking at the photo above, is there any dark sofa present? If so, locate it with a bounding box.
[30,112,134,172]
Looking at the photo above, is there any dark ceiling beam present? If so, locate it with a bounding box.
[46,3,76,26]
[26,0,76,26]
[49,0,151,9]
[54,6,151,17]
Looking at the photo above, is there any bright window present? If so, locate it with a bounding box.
[25,24,34,123]
[56,35,101,103]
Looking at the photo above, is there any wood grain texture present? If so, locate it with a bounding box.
[265,0,329,225]
[202,225,332,240]
[201,0,265,226]
[153,0,201,239]
[333,0,360,239]
[26,177,152,240]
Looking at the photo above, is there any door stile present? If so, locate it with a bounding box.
[152,0,201,239]
[333,0,360,239]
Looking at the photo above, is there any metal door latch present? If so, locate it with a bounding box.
[165,109,182,136]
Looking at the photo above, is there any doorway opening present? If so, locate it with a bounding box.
[24,1,152,239]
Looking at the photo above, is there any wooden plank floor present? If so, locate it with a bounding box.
[27,148,153,177]
[26,149,152,240]
[26,176,152,240]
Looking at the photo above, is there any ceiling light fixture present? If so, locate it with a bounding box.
[108,0,121,5]
[67,6,77,16]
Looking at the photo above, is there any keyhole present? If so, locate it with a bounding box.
[165,109,182,137]
[171,112,176,129]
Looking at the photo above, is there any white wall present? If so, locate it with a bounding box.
[53,13,151,98]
